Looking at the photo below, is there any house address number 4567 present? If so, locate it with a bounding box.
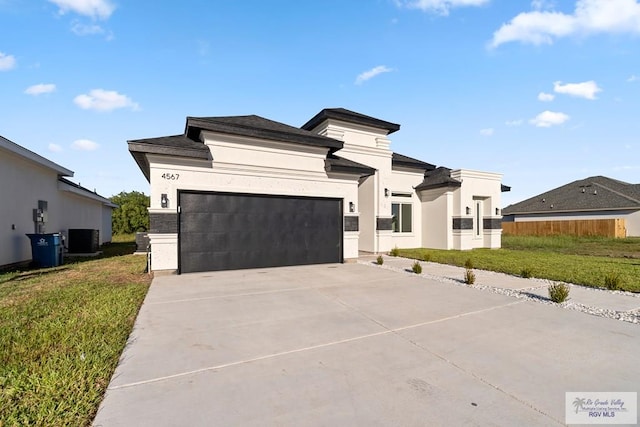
[161,173,179,180]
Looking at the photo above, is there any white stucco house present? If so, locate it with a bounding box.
[128,108,507,274]
[0,135,116,269]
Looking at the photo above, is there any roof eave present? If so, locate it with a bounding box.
[415,182,462,192]
[129,150,151,182]
[392,160,436,171]
[1,135,74,177]
[325,162,375,177]
[302,109,400,135]
[187,117,343,150]
[127,141,210,159]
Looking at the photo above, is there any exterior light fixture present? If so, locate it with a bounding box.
[349,202,355,213]
[161,193,169,208]
[384,188,390,197]
[466,206,471,215]
[496,208,500,215]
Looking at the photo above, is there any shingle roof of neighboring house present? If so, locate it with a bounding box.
[325,154,376,177]
[503,176,640,215]
[58,177,118,208]
[392,153,436,171]
[414,167,462,191]
[186,115,344,151]
[301,108,401,135]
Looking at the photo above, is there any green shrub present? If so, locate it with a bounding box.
[390,246,399,257]
[604,273,621,290]
[376,255,384,265]
[421,253,432,262]
[412,261,422,274]
[521,268,533,279]
[464,269,476,285]
[548,283,570,303]
[464,258,474,270]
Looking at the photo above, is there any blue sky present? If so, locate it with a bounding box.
[1,0,639,206]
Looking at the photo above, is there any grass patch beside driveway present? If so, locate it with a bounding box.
[397,236,640,292]
[0,249,150,426]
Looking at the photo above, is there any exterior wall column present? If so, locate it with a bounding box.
[148,208,178,272]
[343,214,360,260]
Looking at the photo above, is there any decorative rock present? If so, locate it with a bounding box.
[359,259,640,325]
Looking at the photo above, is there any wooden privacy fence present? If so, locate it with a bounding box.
[502,218,626,238]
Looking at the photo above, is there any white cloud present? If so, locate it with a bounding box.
[538,92,555,101]
[196,40,210,57]
[395,0,489,15]
[48,143,63,152]
[553,80,602,99]
[627,74,639,82]
[505,119,524,126]
[355,65,394,85]
[24,83,56,96]
[490,0,640,48]
[71,21,104,35]
[529,110,570,127]
[71,139,99,151]
[74,89,140,112]
[48,0,115,19]
[480,128,494,136]
[531,0,555,10]
[0,52,16,71]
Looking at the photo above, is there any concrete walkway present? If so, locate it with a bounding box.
[93,262,640,426]
[366,255,640,323]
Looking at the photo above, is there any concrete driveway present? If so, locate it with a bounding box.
[93,263,640,426]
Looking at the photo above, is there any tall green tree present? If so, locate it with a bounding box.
[110,191,150,235]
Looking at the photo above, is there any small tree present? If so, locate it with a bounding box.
[110,191,150,235]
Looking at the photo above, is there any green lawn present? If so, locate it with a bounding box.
[397,235,640,292]
[0,239,150,426]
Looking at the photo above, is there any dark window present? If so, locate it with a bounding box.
[392,203,412,233]
[475,201,482,236]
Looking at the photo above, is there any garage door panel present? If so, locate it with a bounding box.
[179,232,228,253]
[179,192,342,273]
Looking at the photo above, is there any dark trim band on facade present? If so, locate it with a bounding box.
[376,217,393,231]
[344,216,359,232]
[149,213,178,233]
[483,218,503,230]
[452,217,474,230]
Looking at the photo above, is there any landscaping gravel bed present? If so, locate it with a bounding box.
[359,259,640,325]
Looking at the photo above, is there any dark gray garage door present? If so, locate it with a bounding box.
[178,191,343,273]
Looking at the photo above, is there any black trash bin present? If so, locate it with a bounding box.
[26,233,63,268]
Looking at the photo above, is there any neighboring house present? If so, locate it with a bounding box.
[129,108,507,274]
[0,135,116,268]
[502,176,640,237]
